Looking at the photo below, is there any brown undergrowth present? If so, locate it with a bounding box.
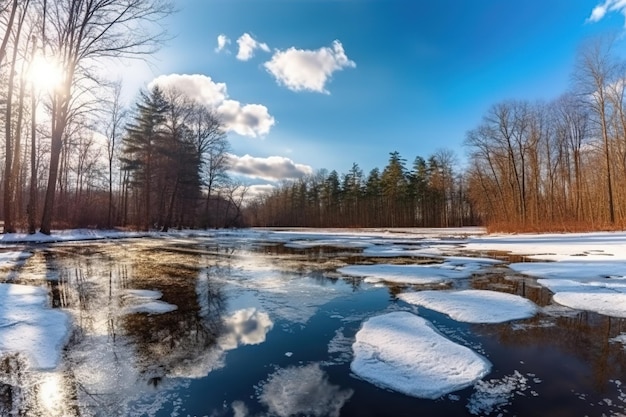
[486,220,626,234]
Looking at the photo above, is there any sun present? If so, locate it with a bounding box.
[27,54,64,94]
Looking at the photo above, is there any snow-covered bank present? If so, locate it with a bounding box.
[0,283,70,369]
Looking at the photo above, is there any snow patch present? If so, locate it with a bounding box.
[0,283,70,370]
[398,289,537,323]
[510,261,626,318]
[351,311,491,399]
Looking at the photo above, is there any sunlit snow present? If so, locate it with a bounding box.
[0,283,70,370]
[399,289,538,323]
[351,311,491,399]
[509,262,626,317]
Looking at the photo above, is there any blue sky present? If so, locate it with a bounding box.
[120,0,626,196]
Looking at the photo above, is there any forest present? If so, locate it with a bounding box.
[1,1,626,233]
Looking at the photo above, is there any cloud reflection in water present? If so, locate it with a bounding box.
[256,363,353,417]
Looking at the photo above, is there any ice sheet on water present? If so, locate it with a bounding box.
[463,231,626,261]
[0,283,70,370]
[214,256,354,325]
[398,289,537,323]
[339,260,488,285]
[510,262,626,317]
[284,238,373,249]
[510,261,626,281]
[255,362,353,417]
[351,311,491,399]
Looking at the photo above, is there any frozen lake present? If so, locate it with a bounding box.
[2,228,626,416]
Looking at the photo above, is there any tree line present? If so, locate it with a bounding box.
[243,149,478,228]
[246,35,626,232]
[2,1,626,233]
[465,35,626,231]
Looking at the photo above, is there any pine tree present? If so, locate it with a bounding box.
[121,86,169,229]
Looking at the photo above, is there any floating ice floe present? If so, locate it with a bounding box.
[122,289,177,315]
[351,311,491,399]
[510,262,626,318]
[339,259,491,285]
[0,283,70,370]
[398,289,537,323]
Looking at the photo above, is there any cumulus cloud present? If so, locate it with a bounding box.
[150,73,227,106]
[149,74,274,138]
[264,40,356,93]
[246,184,276,200]
[236,33,270,61]
[588,0,626,25]
[215,34,231,53]
[217,100,275,137]
[227,154,313,181]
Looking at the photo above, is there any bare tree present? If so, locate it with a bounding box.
[572,35,621,224]
[104,80,126,228]
[40,0,173,234]
[2,1,32,233]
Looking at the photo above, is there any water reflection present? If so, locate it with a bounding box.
[0,240,236,416]
[3,236,626,416]
[255,363,353,417]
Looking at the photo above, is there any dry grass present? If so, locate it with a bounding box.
[486,220,626,234]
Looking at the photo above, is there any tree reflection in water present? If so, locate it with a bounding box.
[2,237,626,416]
[0,240,229,416]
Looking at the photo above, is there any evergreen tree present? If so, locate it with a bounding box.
[121,86,169,229]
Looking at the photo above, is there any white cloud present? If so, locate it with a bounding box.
[150,73,227,106]
[237,33,270,61]
[215,34,231,53]
[246,184,276,200]
[588,0,626,25]
[149,74,275,138]
[264,40,356,93]
[227,154,313,181]
[217,100,275,137]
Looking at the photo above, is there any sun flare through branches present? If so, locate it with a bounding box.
[27,54,64,94]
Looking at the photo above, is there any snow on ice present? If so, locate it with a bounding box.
[351,311,491,399]
[0,283,70,370]
[338,260,489,286]
[508,263,626,317]
[399,289,538,323]
[122,289,177,315]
